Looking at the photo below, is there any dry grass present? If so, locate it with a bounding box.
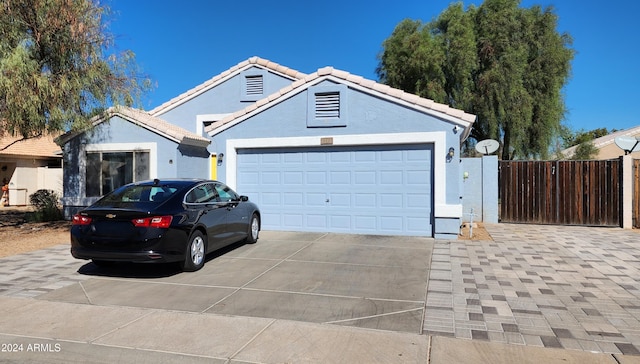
[458,222,493,241]
[0,207,70,258]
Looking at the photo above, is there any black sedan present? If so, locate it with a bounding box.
[71,179,260,272]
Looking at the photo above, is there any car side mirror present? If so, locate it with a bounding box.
[239,195,249,202]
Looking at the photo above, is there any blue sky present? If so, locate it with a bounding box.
[108,0,639,133]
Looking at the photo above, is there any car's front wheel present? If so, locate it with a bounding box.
[182,230,206,272]
[245,213,259,244]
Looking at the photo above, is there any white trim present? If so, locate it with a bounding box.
[85,142,158,179]
[225,132,460,218]
[196,113,232,135]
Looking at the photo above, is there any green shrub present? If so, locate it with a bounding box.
[28,189,63,222]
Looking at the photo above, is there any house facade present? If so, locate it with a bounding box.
[0,135,62,206]
[561,125,640,160]
[58,57,476,239]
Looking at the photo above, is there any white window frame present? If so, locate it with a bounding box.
[84,143,158,192]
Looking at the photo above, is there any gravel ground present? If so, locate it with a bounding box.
[0,207,70,258]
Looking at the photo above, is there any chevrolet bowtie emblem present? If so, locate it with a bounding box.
[105,214,116,219]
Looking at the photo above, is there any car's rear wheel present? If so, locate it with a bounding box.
[182,230,206,272]
[245,213,259,244]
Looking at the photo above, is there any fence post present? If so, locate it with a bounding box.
[622,155,633,229]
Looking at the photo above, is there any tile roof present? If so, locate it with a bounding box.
[0,134,62,158]
[150,56,306,116]
[57,106,210,148]
[205,66,477,136]
[561,125,640,157]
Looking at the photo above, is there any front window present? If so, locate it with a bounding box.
[86,151,150,197]
[214,183,238,202]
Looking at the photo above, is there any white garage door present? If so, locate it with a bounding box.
[236,144,433,236]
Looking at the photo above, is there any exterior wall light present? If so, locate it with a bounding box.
[446,147,455,163]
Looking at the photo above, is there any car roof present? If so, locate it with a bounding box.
[133,178,214,188]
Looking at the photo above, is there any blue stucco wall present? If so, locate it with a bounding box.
[155,66,296,134]
[460,156,498,224]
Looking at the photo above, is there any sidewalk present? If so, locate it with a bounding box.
[0,295,632,363]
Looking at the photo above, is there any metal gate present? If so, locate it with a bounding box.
[499,160,621,226]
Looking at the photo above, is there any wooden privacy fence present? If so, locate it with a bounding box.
[499,160,621,226]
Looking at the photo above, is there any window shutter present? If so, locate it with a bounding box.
[315,92,340,118]
[245,75,263,95]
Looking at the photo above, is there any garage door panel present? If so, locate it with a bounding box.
[283,214,303,228]
[306,171,326,184]
[307,193,326,206]
[380,194,403,208]
[261,192,281,206]
[262,171,281,184]
[407,193,430,208]
[261,154,280,164]
[380,170,403,184]
[355,193,376,208]
[330,215,351,229]
[307,214,327,228]
[283,171,303,184]
[354,171,376,184]
[330,171,350,184]
[237,145,433,236]
[406,170,429,185]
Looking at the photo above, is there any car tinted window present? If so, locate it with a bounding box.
[97,185,178,204]
[185,183,219,204]
[214,183,239,202]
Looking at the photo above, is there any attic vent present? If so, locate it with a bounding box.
[315,92,340,118]
[245,75,263,95]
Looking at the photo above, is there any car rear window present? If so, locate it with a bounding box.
[97,185,179,205]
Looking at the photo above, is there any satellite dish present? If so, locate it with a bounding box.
[614,136,640,154]
[475,139,499,155]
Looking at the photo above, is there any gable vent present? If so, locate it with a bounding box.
[245,75,263,95]
[315,92,340,118]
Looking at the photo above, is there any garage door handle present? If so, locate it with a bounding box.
[325,199,330,203]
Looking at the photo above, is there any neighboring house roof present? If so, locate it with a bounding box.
[56,106,211,148]
[0,134,62,158]
[149,56,306,116]
[562,125,640,158]
[205,66,477,138]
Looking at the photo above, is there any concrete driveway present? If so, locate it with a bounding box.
[38,231,434,334]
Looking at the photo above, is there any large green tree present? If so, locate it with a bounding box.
[376,0,574,160]
[0,0,151,140]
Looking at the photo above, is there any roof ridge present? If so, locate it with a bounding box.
[149,56,306,116]
[205,66,477,135]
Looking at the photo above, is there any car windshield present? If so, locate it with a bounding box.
[94,185,179,206]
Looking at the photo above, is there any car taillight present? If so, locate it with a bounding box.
[72,214,92,225]
[131,215,173,228]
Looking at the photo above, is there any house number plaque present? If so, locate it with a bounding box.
[320,137,333,145]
